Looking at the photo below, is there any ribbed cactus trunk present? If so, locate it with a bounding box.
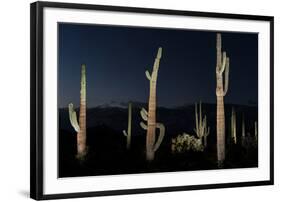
[140,47,165,161]
[77,64,87,159]
[146,48,160,161]
[216,33,230,167]
[216,96,225,165]
[68,64,87,160]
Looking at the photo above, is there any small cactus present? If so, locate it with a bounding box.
[231,107,237,144]
[194,101,210,148]
[123,102,132,150]
[241,120,258,149]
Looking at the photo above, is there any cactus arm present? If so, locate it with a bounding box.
[140,108,148,121]
[141,108,148,116]
[140,108,148,128]
[145,70,151,81]
[140,122,148,130]
[123,130,128,137]
[224,57,230,95]
[218,52,227,74]
[153,123,165,152]
[68,103,80,132]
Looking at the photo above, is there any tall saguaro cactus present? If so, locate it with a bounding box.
[123,102,132,150]
[194,101,210,148]
[68,64,87,160]
[216,33,230,167]
[231,107,237,144]
[140,47,165,161]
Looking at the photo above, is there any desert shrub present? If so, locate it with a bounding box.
[171,133,204,153]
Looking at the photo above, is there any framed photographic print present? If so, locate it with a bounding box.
[30,1,274,200]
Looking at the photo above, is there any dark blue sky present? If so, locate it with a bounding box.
[58,23,258,108]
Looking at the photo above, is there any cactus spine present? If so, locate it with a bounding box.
[231,107,237,144]
[216,33,230,167]
[68,64,87,160]
[123,102,132,150]
[194,101,210,148]
[140,47,165,161]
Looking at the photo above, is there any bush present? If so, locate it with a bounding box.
[171,133,204,153]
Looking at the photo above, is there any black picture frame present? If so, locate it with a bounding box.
[30,1,274,200]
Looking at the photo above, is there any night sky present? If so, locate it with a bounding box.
[58,23,258,108]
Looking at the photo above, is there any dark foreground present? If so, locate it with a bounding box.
[59,126,257,178]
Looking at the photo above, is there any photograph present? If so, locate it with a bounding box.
[58,23,259,178]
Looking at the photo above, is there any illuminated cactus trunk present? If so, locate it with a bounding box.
[216,34,230,167]
[123,102,132,150]
[231,107,237,144]
[140,47,165,161]
[68,64,87,160]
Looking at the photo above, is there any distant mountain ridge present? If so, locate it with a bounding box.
[59,103,258,141]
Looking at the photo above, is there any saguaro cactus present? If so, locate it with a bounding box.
[68,64,87,160]
[231,107,237,144]
[216,33,230,167]
[140,47,165,161]
[123,102,132,150]
[194,101,210,148]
